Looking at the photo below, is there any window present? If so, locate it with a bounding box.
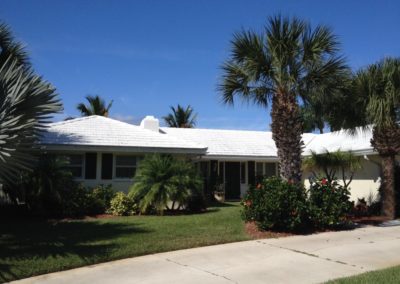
[101,153,113,180]
[265,163,276,177]
[66,154,84,178]
[115,155,137,179]
[85,153,97,179]
[240,162,246,184]
[256,162,264,176]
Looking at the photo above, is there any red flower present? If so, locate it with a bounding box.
[245,200,252,207]
[256,183,262,189]
[288,179,294,185]
[321,178,328,185]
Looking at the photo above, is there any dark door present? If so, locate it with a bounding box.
[225,162,241,199]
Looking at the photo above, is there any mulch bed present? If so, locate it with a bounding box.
[245,222,294,239]
[349,215,391,226]
[245,215,390,239]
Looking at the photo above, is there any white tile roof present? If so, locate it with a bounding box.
[303,128,374,155]
[40,116,375,158]
[161,127,318,158]
[162,127,374,158]
[40,116,206,154]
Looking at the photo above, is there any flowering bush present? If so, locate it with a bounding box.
[308,179,352,228]
[242,177,353,232]
[242,177,309,232]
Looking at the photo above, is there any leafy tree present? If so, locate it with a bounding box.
[129,154,203,214]
[348,58,399,219]
[219,15,348,183]
[77,95,113,117]
[0,22,62,186]
[163,104,197,128]
[303,150,362,189]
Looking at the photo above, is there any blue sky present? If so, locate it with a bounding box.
[1,0,399,130]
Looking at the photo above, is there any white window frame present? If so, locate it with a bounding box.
[65,154,85,179]
[113,155,137,180]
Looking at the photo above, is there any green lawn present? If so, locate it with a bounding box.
[0,202,249,282]
[327,265,400,284]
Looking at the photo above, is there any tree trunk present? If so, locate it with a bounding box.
[271,93,303,183]
[371,126,400,219]
[381,155,396,219]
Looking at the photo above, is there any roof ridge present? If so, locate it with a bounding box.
[49,115,96,126]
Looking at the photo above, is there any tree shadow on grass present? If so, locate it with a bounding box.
[0,219,151,282]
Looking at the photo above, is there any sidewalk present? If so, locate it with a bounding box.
[14,225,400,284]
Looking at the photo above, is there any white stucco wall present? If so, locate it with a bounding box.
[303,155,382,202]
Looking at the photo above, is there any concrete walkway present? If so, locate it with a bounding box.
[14,226,400,284]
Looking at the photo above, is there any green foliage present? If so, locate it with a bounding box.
[17,154,75,216]
[61,185,101,217]
[218,14,349,182]
[242,177,309,232]
[77,95,113,117]
[129,154,204,214]
[108,192,137,216]
[0,22,62,186]
[303,150,362,188]
[308,179,352,228]
[163,104,197,128]
[242,176,352,232]
[90,185,116,213]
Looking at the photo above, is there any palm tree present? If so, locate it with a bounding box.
[129,154,203,214]
[352,58,400,219]
[219,15,348,182]
[0,22,62,186]
[163,104,197,128]
[77,95,113,117]
[303,150,362,189]
[301,103,325,134]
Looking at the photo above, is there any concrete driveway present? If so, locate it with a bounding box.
[13,225,400,284]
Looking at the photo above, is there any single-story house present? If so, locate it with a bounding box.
[40,115,398,201]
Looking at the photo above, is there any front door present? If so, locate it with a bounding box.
[225,162,241,199]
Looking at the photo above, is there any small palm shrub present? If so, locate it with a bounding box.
[129,154,204,214]
[108,192,137,216]
[309,178,352,228]
[242,177,309,232]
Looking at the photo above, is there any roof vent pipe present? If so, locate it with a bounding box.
[140,116,159,132]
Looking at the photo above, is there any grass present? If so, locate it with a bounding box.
[327,265,400,284]
[0,202,250,282]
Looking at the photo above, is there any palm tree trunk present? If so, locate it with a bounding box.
[271,93,303,183]
[371,126,400,219]
[381,155,396,219]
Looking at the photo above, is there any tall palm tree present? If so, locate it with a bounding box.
[301,103,325,134]
[219,15,348,182]
[77,95,113,117]
[0,22,62,186]
[163,104,197,128]
[352,58,400,219]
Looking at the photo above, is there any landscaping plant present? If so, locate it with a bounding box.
[129,154,204,214]
[242,177,309,232]
[308,178,352,229]
[108,192,137,216]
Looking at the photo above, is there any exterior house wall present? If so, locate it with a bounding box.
[303,155,383,202]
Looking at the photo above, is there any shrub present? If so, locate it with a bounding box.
[108,192,137,216]
[308,178,352,228]
[61,184,100,217]
[90,185,116,214]
[129,154,204,214]
[242,177,309,232]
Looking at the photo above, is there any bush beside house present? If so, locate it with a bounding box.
[242,176,353,232]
